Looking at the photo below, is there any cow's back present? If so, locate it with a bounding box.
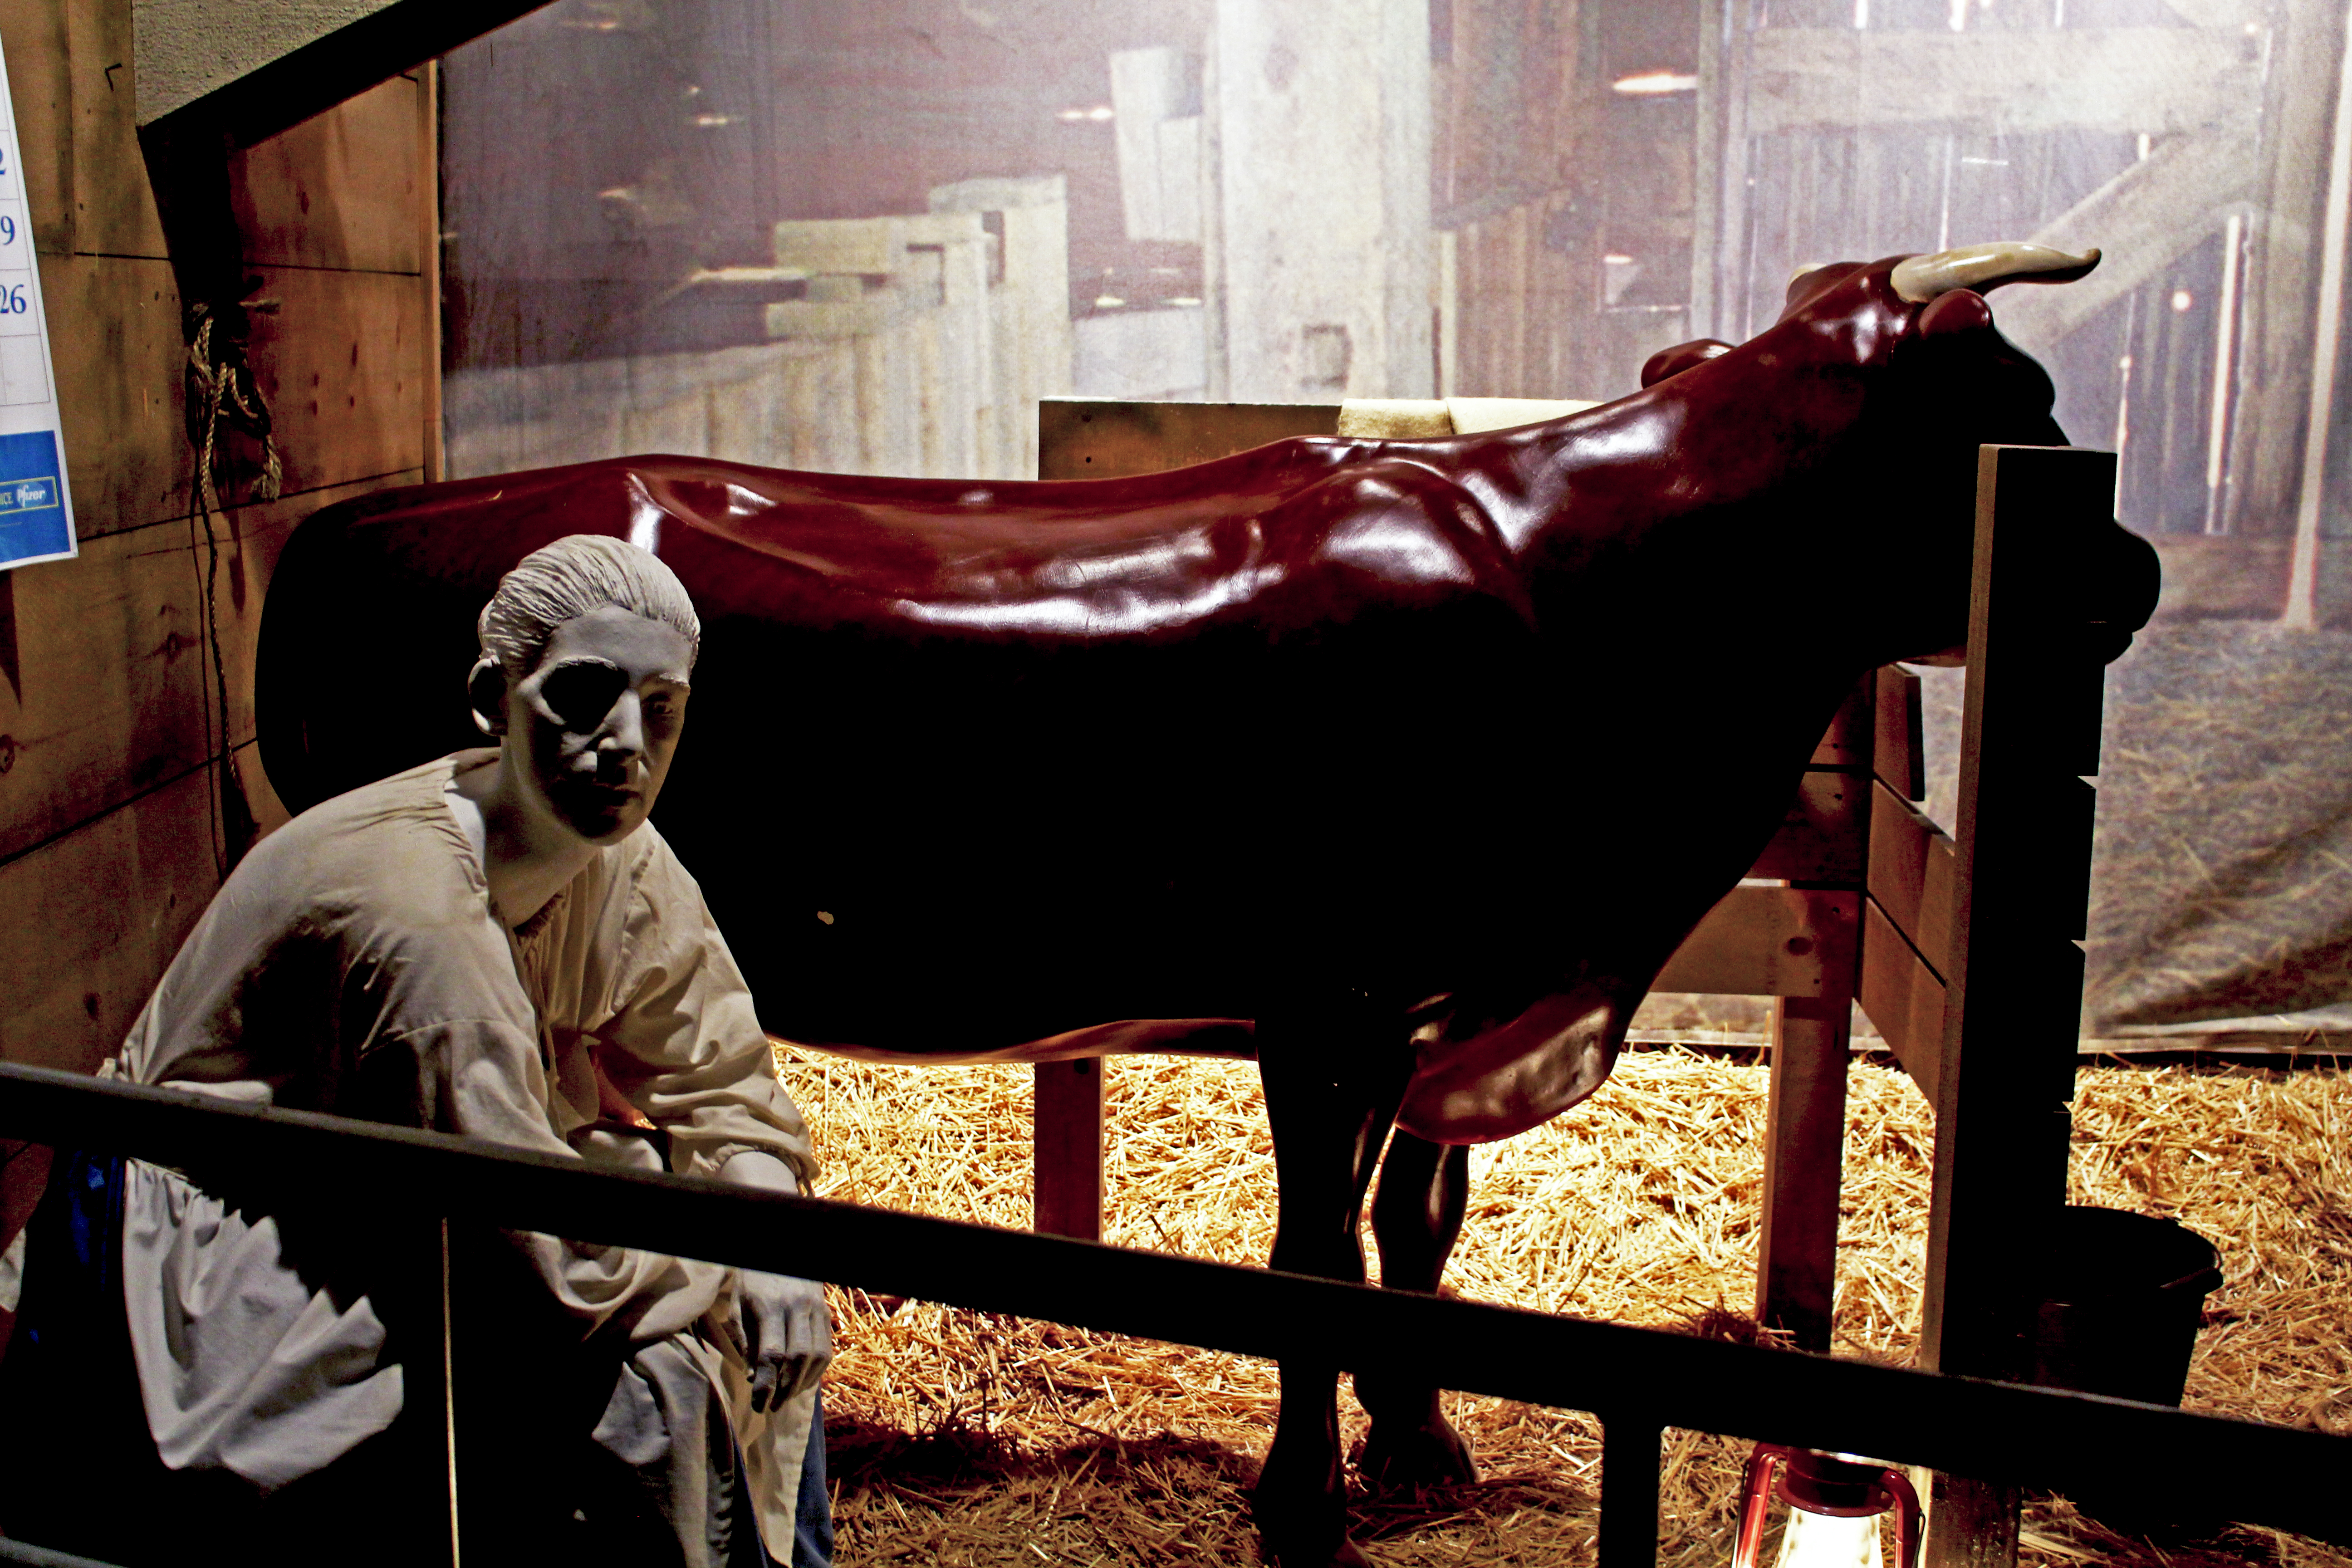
[258,451,1553,1051]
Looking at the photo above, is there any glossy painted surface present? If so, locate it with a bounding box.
[259,254,2158,1145]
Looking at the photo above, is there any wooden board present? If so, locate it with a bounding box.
[1874,664,1926,802]
[1807,672,1874,771]
[0,764,216,1073]
[1921,445,2118,1380]
[1748,767,1866,883]
[1859,896,1947,1093]
[247,262,431,499]
[1746,27,2256,138]
[231,74,429,275]
[0,2,438,1088]
[1037,398,1341,480]
[1866,779,1957,980]
[63,0,169,260]
[1653,884,1857,999]
[0,471,413,873]
[44,253,191,538]
[0,0,76,256]
[0,516,209,862]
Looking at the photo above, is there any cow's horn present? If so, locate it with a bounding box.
[1891,242,2101,303]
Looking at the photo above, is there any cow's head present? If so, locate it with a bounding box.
[1643,241,2158,665]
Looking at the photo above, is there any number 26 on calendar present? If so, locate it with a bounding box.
[0,285,27,315]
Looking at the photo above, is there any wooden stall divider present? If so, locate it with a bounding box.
[1754,680,1874,1353]
[1915,445,2116,1568]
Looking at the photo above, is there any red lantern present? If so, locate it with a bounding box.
[1732,1446,1922,1568]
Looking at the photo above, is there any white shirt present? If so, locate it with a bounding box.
[100,750,816,1489]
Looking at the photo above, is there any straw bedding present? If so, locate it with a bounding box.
[776,1046,2349,1566]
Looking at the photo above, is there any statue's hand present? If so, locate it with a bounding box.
[717,1151,833,1411]
[731,1268,834,1411]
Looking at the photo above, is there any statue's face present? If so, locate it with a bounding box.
[502,606,694,845]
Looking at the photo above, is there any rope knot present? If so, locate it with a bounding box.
[184,299,282,510]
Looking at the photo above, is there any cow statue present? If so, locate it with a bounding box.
[256,241,2158,1567]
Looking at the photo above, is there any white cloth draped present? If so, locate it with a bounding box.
[99,750,819,1552]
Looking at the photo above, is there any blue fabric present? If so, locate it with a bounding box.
[791,1390,833,1568]
[17,1148,122,1358]
[0,1149,154,1561]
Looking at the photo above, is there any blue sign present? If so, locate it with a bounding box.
[0,429,66,566]
[0,34,74,571]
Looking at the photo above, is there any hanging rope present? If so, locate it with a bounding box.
[181,298,279,876]
[184,300,282,511]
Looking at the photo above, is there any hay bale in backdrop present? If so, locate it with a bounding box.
[778,1047,2349,1566]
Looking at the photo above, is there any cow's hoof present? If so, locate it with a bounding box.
[1358,1417,1476,1492]
[1257,1525,1372,1568]
[1251,1485,1367,1568]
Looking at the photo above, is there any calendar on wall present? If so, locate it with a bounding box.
[0,31,72,570]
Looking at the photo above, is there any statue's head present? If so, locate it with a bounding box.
[468,534,700,846]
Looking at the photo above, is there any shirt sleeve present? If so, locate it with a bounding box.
[393,1012,736,1344]
[592,839,819,1189]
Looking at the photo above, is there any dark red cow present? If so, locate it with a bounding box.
[258,243,2156,1566]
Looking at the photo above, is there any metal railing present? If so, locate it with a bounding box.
[1,1060,2346,1565]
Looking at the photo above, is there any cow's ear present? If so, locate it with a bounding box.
[1918,288,1994,337]
[1640,339,1733,387]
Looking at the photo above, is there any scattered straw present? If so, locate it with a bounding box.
[775,1048,2350,1566]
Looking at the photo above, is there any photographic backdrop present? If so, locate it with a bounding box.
[441,0,2352,1047]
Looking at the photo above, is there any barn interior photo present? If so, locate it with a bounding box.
[0,1,2345,1567]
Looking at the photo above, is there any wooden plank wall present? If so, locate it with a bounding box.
[0,0,436,1073]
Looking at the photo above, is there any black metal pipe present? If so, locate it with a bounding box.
[2,1063,2345,1544]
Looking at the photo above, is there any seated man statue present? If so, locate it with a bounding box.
[0,535,832,1568]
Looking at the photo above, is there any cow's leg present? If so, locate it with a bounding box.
[1357,1130,1477,1489]
[1252,999,1411,1568]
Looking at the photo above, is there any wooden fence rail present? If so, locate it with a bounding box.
[0,1062,2346,1568]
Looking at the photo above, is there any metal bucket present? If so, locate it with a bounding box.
[2030,1206,2223,1406]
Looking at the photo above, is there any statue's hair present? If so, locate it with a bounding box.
[476,534,701,682]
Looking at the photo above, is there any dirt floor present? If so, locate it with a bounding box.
[778,1047,2350,1566]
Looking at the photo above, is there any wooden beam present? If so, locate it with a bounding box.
[1859,896,1947,1092]
[1653,885,1857,999]
[1757,990,1853,1352]
[1034,1058,1106,1241]
[1874,665,1926,804]
[1986,129,2260,353]
[2227,0,2349,537]
[136,0,555,152]
[1867,780,1959,981]
[1036,399,1341,480]
[1749,768,1867,883]
[1920,446,2118,1568]
[1808,671,1875,771]
[1746,29,2259,140]
[1756,672,1874,1353]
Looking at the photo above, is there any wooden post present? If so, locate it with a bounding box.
[1033,1057,1106,1240]
[1919,446,2116,1568]
[1755,678,1873,1352]
[1756,993,1853,1352]
[406,1214,460,1565]
[1597,1414,1663,1568]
